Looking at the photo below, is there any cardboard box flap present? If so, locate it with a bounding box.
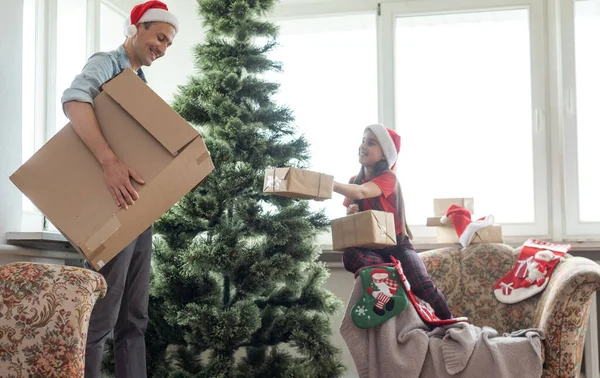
[101,68,199,155]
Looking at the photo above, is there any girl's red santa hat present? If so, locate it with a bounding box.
[440,204,494,248]
[365,123,401,170]
[124,1,179,37]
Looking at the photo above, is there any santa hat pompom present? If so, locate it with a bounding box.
[126,24,138,37]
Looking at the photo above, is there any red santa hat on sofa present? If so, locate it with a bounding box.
[440,204,494,248]
[124,1,179,38]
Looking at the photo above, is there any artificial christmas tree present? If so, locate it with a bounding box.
[102,0,346,377]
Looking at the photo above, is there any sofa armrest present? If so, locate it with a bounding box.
[535,256,600,378]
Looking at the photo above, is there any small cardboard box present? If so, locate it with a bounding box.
[331,210,396,250]
[436,225,504,244]
[433,198,474,216]
[436,227,460,243]
[10,68,214,270]
[426,217,448,227]
[263,167,333,200]
[472,225,504,244]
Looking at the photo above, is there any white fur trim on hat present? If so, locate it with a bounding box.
[365,123,397,169]
[125,8,179,37]
[459,214,494,248]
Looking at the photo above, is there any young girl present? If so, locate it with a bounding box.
[332,123,453,320]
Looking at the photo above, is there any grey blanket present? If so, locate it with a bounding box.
[340,277,544,378]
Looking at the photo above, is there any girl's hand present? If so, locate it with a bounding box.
[346,204,359,215]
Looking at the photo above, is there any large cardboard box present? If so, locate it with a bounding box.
[436,225,504,244]
[331,210,396,250]
[10,68,214,270]
[433,198,474,216]
[263,167,333,200]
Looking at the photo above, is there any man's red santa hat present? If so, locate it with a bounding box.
[124,1,179,37]
[440,204,494,248]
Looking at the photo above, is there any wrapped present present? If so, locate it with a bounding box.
[433,198,474,216]
[426,217,448,227]
[263,167,333,200]
[331,210,396,250]
[436,225,504,244]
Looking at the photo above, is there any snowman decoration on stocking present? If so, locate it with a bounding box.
[523,250,556,284]
[368,268,398,315]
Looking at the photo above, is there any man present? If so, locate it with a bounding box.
[61,1,178,377]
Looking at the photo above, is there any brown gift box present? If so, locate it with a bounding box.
[331,210,397,250]
[263,167,333,200]
[436,225,504,244]
[10,68,214,270]
[433,198,474,216]
[426,217,447,227]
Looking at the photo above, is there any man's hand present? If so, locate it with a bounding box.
[346,204,359,215]
[64,101,146,209]
[102,158,145,209]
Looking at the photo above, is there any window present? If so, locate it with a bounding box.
[380,0,547,239]
[574,0,600,223]
[267,14,378,223]
[100,2,127,53]
[21,0,130,232]
[22,0,36,165]
[21,0,40,228]
[395,9,534,224]
[54,0,87,136]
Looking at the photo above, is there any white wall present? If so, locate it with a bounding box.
[326,265,360,378]
[144,0,204,104]
[0,0,23,243]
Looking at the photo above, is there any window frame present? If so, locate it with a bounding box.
[556,0,600,239]
[23,0,130,232]
[380,0,549,241]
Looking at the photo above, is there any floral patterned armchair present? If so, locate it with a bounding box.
[420,243,600,378]
[0,262,107,378]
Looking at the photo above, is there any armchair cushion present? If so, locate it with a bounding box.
[419,243,600,378]
[0,262,107,378]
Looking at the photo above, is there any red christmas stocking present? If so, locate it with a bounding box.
[390,256,468,327]
[494,239,571,304]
